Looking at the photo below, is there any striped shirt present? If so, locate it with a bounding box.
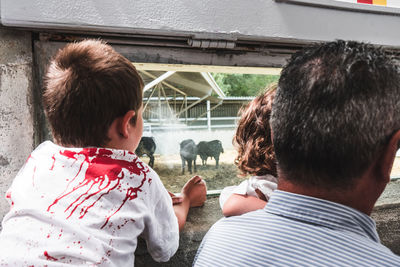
[193,190,400,267]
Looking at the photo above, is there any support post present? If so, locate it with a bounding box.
[185,95,188,124]
[143,71,176,92]
[207,100,211,131]
[158,84,162,125]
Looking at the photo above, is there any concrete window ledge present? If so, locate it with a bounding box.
[135,197,400,266]
[371,203,400,255]
[135,197,221,267]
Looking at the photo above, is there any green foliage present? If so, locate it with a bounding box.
[212,73,279,96]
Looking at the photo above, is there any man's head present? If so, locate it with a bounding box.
[43,39,143,148]
[271,40,400,189]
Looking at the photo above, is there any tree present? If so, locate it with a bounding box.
[212,73,279,96]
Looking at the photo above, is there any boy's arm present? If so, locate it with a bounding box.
[222,193,267,217]
[173,197,191,231]
[173,176,207,231]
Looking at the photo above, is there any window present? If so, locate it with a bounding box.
[135,63,280,192]
[34,35,400,202]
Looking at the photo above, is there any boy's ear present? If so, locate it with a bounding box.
[120,110,136,138]
[374,129,400,184]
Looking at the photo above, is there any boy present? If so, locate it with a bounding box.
[0,39,206,266]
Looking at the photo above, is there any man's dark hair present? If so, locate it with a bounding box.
[43,39,143,147]
[270,40,400,189]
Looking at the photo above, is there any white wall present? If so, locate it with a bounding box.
[0,28,34,223]
[1,0,400,46]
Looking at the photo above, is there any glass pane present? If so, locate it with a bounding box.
[136,69,279,192]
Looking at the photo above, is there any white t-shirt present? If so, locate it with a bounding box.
[219,175,278,210]
[0,141,179,266]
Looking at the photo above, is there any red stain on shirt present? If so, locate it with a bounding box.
[117,218,135,230]
[47,148,149,228]
[50,154,56,170]
[44,251,58,261]
[5,191,14,209]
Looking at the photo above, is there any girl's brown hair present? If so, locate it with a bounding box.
[233,84,277,177]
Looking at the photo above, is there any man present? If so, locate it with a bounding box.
[193,40,400,266]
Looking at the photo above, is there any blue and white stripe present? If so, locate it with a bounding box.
[193,190,400,267]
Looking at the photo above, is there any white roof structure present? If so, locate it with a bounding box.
[139,70,225,118]
[140,70,225,103]
[135,63,282,121]
[135,62,281,105]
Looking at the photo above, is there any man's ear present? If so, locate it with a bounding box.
[375,129,400,184]
[120,110,136,138]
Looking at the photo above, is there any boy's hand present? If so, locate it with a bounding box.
[168,191,183,205]
[181,176,207,207]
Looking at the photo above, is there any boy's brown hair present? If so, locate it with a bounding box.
[233,84,277,177]
[43,39,143,147]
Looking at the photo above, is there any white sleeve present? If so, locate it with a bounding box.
[245,175,278,201]
[218,179,250,209]
[141,175,179,262]
[219,175,278,209]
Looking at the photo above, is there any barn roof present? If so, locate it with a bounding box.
[135,63,281,108]
[138,70,225,104]
[135,63,281,120]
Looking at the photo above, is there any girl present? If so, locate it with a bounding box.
[220,84,277,216]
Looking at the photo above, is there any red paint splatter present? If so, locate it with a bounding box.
[44,251,58,261]
[6,191,14,209]
[47,148,149,228]
[50,154,56,170]
[26,155,33,164]
[32,166,37,186]
[117,218,135,230]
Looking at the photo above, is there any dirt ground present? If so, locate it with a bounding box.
[139,151,400,193]
[139,149,243,192]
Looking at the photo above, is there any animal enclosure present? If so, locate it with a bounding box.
[138,152,400,193]
[139,148,244,192]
